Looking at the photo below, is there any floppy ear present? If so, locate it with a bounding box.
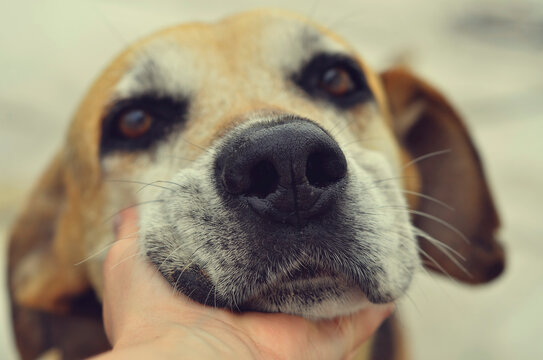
[8,153,110,359]
[8,152,90,312]
[380,68,505,283]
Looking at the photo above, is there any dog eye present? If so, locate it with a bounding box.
[100,95,187,156]
[118,109,153,138]
[294,53,372,108]
[320,67,355,97]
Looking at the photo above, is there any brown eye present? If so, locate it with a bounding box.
[119,109,152,138]
[320,67,355,96]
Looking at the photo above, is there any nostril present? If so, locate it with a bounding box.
[247,160,279,198]
[306,151,347,188]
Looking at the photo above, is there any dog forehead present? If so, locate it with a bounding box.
[114,10,352,99]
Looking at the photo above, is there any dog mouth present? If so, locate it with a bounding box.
[148,205,410,317]
[246,267,358,300]
[159,253,366,311]
[235,263,369,316]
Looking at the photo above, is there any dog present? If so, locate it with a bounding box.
[7,9,505,360]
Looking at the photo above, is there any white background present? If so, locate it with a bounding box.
[1,0,542,359]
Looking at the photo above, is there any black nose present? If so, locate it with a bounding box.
[215,118,347,226]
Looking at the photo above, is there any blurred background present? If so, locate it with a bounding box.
[1,0,542,359]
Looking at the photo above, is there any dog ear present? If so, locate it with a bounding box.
[8,152,90,313]
[380,67,505,284]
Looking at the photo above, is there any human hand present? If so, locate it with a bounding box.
[93,208,395,360]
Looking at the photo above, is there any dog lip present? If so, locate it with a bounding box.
[269,274,341,290]
[244,183,341,227]
[246,265,360,299]
[238,269,365,313]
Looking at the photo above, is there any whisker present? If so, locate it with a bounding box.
[184,288,198,301]
[402,149,451,170]
[204,287,214,308]
[362,176,416,193]
[385,228,445,281]
[181,137,212,154]
[390,230,457,299]
[108,250,143,270]
[341,137,387,148]
[171,243,209,295]
[400,189,455,211]
[156,239,198,273]
[231,289,242,313]
[105,179,176,193]
[401,292,423,317]
[418,247,456,283]
[172,269,188,296]
[412,227,465,261]
[371,186,454,211]
[151,180,184,189]
[371,204,470,280]
[413,229,471,279]
[74,238,127,266]
[75,227,141,266]
[136,180,181,194]
[214,284,218,309]
[329,116,354,138]
[407,209,469,244]
[102,199,164,224]
[374,205,469,245]
[392,223,460,266]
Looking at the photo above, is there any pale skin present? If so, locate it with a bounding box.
[92,208,395,360]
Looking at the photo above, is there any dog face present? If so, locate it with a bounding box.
[102,10,418,318]
[9,9,504,325]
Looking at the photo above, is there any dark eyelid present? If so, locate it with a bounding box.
[100,94,188,156]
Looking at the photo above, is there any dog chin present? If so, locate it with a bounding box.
[242,285,369,319]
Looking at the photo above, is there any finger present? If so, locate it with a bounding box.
[102,209,206,345]
[104,207,140,271]
[102,208,141,343]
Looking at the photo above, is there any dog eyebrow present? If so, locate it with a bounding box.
[132,59,165,93]
[114,40,199,102]
[299,27,324,51]
[117,57,192,100]
[270,24,354,77]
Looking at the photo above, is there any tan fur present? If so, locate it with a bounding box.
[8,9,504,360]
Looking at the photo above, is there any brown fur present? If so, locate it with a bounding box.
[382,68,505,282]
